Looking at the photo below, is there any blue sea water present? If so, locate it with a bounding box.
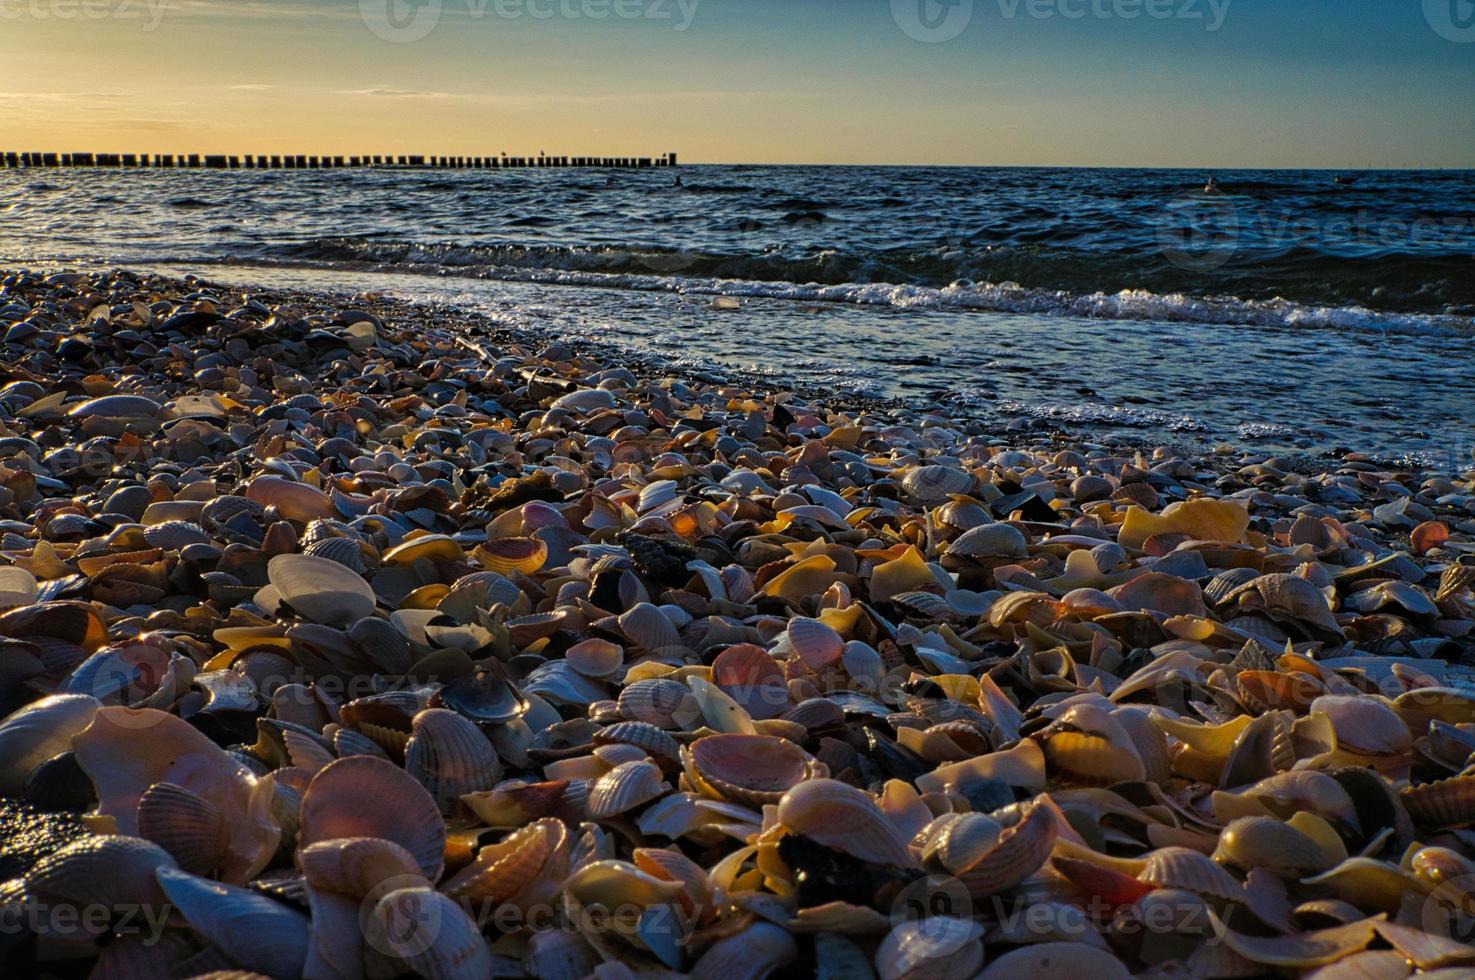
[2,164,1472,461]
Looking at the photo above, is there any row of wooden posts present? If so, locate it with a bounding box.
[0,152,678,169]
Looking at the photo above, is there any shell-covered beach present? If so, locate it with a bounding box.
[2,266,1475,979]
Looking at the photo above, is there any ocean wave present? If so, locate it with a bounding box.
[264,238,1475,337]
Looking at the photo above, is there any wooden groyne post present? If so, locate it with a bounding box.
[1,152,679,170]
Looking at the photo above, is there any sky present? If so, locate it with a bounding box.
[0,0,1472,167]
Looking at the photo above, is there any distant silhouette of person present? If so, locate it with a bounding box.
[673,175,682,188]
[1203,176,1219,194]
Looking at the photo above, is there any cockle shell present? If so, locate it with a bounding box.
[1139,846,1243,903]
[786,617,844,670]
[137,781,232,876]
[1213,816,1337,877]
[403,708,501,814]
[776,778,917,869]
[691,921,798,980]
[901,464,975,503]
[618,677,699,730]
[949,800,1058,897]
[587,759,670,818]
[442,817,568,911]
[686,734,821,808]
[298,755,445,881]
[72,706,279,884]
[946,522,1027,559]
[299,836,427,898]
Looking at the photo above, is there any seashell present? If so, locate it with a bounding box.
[777,778,918,869]
[1108,572,1208,618]
[0,693,100,796]
[137,781,232,876]
[475,536,548,575]
[902,464,975,503]
[523,929,601,980]
[403,708,502,814]
[922,812,1003,875]
[156,867,311,979]
[433,669,528,725]
[73,706,279,884]
[27,834,177,916]
[945,522,1027,559]
[618,677,700,730]
[587,759,670,818]
[1139,846,1243,903]
[298,755,446,881]
[691,921,798,980]
[875,917,984,980]
[786,616,844,670]
[592,721,681,766]
[372,885,492,980]
[618,602,684,653]
[1039,703,1145,785]
[299,836,427,897]
[245,474,335,522]
[265,554,376,626]
[869,546,940,603]
[1213,816,1337,877]
[949,800,1058,897]
[1118,497,1249,551]
[1401,774,1475,829]
[687,734,821,808]
[712,643,788,720]
[1309,694,1412,756]
[977,942,1133,980]
[443,816,568,911]
[302,535,368,573]
[566,638,625,679]
[382,533,465,566]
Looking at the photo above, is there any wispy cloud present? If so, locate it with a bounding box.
[334,87,452,99]
[228,84,275,91]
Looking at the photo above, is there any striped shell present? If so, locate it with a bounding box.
[1139,846,1243,903]
[587,759,670,818]
[686,734,823,808]
[901,465,975,503]
[137,781,231,876]
[403,708,502,815]
[298,755,446,882]
[476,537,548,575]
[618,678,699,730]
[303,536,368,574]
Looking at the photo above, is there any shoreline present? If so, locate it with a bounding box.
[0,265,1473,975]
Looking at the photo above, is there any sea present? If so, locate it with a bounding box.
[2,164,1472,465]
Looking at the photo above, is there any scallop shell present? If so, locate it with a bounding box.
[787,617,844,670]
[1401,775,1475,830]
[711,643,788,721]
[949,800,1058,897]
[298,755,446,881]
[403,708,502,815]
[137,781,232,876]
[1139,846,1243,903]
[901,464,975,503]
[302,535,368,573]
[592,721,681,766]
[946,523,1027,559]
[618,677,699,730]
[265,554,376,626]
[566,638,625,679]
[442,816,568,910]
[587,759,670,818]
[687,734,821,808]
[299,836,427,898]
[618,602,685,653]
[475,536,548,575]
[776,778,917,869]
[382,533,465,566]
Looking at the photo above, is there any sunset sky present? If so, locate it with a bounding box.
[2,0,1472,166]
